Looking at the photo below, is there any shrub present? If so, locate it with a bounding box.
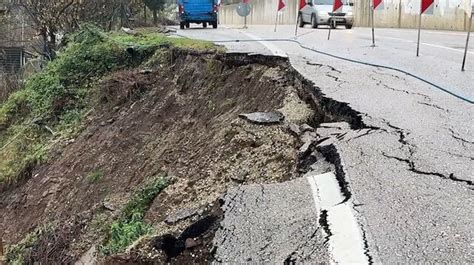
[87,169,104,184]
[101,176,168,255]
[0,25,220,185]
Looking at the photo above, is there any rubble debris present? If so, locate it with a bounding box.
[165,207,204,225]
[288,123,301,136]
[230,170,249,183]
[239,112,284,125]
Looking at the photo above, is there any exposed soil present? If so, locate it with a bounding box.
[0,42,368,262]
[0,49,333,263]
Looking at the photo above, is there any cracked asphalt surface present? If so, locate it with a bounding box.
[174,25,473,262]
[212,178,328,263]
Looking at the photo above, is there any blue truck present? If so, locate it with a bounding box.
[178,0,219,29]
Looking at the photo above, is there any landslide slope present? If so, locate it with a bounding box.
[0,27,321,263]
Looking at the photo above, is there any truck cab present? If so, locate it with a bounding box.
[299,0,354,29]
[178,0,219,29]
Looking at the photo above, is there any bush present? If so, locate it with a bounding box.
[0,25,149,184]
[101,213,152,256]
[0,25,219,185]
[87,169,104,183]
[101,176,168,255]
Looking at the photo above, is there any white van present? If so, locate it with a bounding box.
[298,0,354,29]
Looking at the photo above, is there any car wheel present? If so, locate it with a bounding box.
[298,14,304,28]
[203,22,208,28]
[345,23,353,29]
[180,22,185,30]
[311,14,318,28]
[185,22,190,28]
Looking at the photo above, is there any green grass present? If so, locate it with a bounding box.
[100,176,168,255]
[109,30,222,52]
[87,169,104,183]
[0,25,220,184]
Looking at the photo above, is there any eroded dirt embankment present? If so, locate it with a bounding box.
[0,49,364,263]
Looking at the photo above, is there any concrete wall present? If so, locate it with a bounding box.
[219,0,299,26]
[355,0,472,30]
[219,0,473,31]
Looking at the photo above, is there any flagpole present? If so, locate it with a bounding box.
[295,10,300,36]
[273,10,278,32]
[371,2,376,47]
[328,16,333,40]
[416,10,422,56]
[462,11,473,71]
[274,7,279,32]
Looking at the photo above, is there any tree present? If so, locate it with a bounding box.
[143,0,166,25]
[13,0,140,59]
[15,0,79,59]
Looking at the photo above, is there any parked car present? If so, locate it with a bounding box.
[298,0,354,29]
[178,0,219,29]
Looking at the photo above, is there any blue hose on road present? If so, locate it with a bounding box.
[212,38,474,105]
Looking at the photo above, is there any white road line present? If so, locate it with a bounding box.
[350,32,473,54]
[236,30,288,57]
[381,36,474,54]
[306,171,368,264]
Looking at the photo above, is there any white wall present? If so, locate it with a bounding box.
[219,0,473,31]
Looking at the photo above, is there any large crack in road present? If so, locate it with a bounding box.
[170,27,473,263]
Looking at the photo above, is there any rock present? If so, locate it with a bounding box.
[121,27,139,36]
[165,207,201,225]
[230,170,249,183]
[300,131,318,144]
[103,200,117,211]
[239,111,284,125]
[288,123,301,136]
[140,68,153,74]
[300,124,314,133]
[185,238,201,249]
[298,141,314,158]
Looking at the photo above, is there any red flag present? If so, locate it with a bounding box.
[421,0,434,14]
[278,0,286,11]
[299,0,306,10]
[333,0,343,12]
[374,0,383,9]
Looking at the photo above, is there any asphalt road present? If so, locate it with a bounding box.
[212,178,329,263]
[174,25,474,263]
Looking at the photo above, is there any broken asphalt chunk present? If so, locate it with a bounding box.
[288,123,301,136]
[165,207,203,225]
[239,111,284,125]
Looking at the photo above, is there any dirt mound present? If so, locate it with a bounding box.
[0,50,324,263]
